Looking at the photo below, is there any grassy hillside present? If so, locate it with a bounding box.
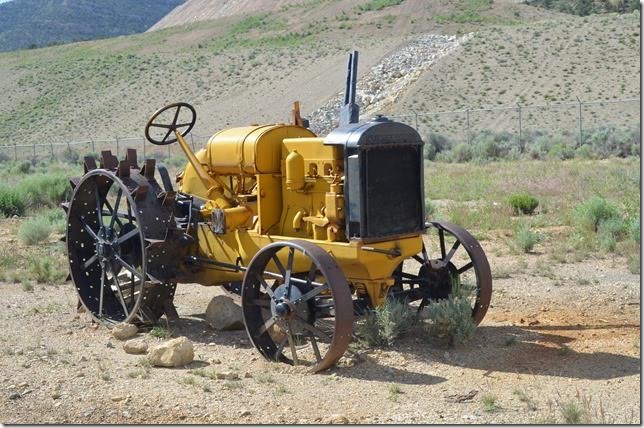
[0,0,637,149]
[0,0,184,52]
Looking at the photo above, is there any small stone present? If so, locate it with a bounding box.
[111,395,126,402]
[239,409,251,417]
[106,341,114,349]
[215,371,239,380]
[51,390,61,400]
[324,414,349,424]
[122,411,131,419]
[123,338,148,355]
[204,295,244,331]
[112,323,138,340]
[147,336,194,367]
[9,392,21,400]
[244,372,253,379]
[17,382,28,388]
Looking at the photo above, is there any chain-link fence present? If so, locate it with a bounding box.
[0,97,639,163]
[387,97,640,150]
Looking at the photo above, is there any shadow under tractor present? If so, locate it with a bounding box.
[63,51,492,372]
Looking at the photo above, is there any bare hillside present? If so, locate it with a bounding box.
[148,0,305,31]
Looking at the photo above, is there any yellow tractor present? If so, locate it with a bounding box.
[64,52,491,371]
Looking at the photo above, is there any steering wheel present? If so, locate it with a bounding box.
[145,102,197,146]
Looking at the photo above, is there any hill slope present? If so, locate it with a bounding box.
[0,0,184,52]
[0,0,637,149]
[149,0,305,31]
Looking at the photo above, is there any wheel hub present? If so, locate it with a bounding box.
[271,283,311,330]
[96,227,118,261]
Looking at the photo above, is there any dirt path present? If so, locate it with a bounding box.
[0,241,640,424]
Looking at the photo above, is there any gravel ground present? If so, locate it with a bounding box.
[0,237,640,424]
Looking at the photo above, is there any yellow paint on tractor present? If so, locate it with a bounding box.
[175,122,424,307]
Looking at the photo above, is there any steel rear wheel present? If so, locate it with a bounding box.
[391,221,492,325]
[241,240,353,372]
[67,170,146,325]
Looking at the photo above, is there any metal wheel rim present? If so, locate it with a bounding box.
[66,169,147,325]
[241,239,353,372]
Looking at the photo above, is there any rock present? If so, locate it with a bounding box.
[51,390,61,400]
[111,395,126,402]
[324,414,349,424]
[8,392,21,400]
[204,295,244,331]
[147,336,194,367]
[239,409,251,417]
[215,371,239,380]
[244,372,253,379]
[112,323,138,340]
[123,338,148,355]
[17,382,28,388]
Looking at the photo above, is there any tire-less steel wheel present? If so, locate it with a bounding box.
[67,170,147,325]
[241,240,353,372]
[391,221,492,325]
[66,156,181,326]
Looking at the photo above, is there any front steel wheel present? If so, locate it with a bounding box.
[241,240,353,372]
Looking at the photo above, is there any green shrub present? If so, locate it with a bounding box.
[20,173,71,208]
[424,198,435,218]
[18,216,52,245]
[514,223,541,253]
[508,193,539,215]
[356,299,416,347]
[597,218,627,252]
[12,161,31,174]
[575,196,620,232]
[43,207,67,234]
[424,294,476,346]
[61,147,80,164]
[574,144,594,159]
[0,186,26,217]
[424,133,452,160]
[628,217,640,243]
[450,143,473,163]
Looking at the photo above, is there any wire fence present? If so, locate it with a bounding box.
[0,97,639,163]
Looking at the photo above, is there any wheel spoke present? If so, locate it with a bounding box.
[275,336,288,361]
[296,283,329,303]
[412,255,425,264]
[78,215,99,242]
[285,248,295,299]
[286,323,299,365]
[257,274,276,300]
[294,317,332,342]
[271,255,286,276]
[109,188,123,229]
[257,316,276,336]
[306,262,317,286]
[102,199,123,228]
[115,227,140,246]
[172,105,181,126]
[309,333,322,363]
[438,228,446,260]
[114,254,142,279]
[109,266,130,317]
[444,240,461,265]
[98,266,106,318]
[176,122,193,128]
[161,128,173,144]
[83,254,98,270]
[457,262,474,274]
[150,123,173,129]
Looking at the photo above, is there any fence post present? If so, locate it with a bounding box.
[33,142,36,159]
[143,137,146,159]
[517,103,523,153]
[576,96,583,147]
[465,108,471,145]
[50,142,54,158]
[14,143,17,161]
[115,137,120,158]
[414,112,419,131]
[91,139,95,153]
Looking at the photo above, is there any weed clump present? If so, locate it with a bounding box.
[508,192,539,215]
[20,173,71,208]
[18,216,52,245]
[28,255,66,284]
[514,223,541,253]
[356,299,416,347]
[424,294,476,346]
[575,196,620,232]
[0,186,26,217]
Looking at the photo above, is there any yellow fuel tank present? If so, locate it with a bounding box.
[206,124,316,175]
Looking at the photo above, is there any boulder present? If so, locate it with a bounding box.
[123,338,148,355]
[112,323,138,340]
[147,336,194,367]
[204,295,244,331]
